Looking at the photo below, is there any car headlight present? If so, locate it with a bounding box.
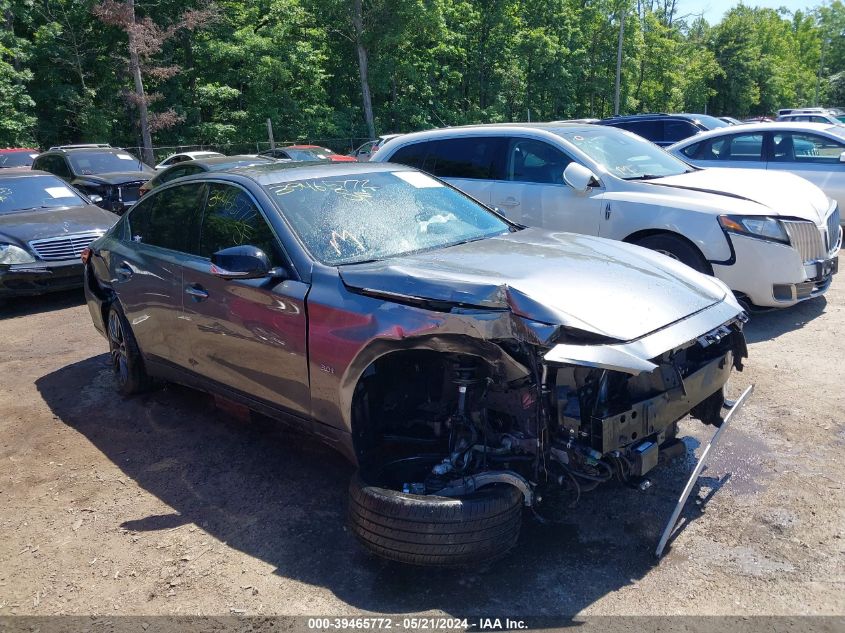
[718,215,789,244]
[0,244,37,265]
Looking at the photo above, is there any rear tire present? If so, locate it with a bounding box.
[634,234,711,275]
[107,302,151,396]
[348,471,523,567]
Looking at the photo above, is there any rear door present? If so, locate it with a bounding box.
[114,182,206,365]
[180,182,310,416]
[491,136,603,235]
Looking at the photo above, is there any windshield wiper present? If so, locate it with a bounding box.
[624,174,666,181]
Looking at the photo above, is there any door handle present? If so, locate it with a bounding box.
[185,284,209,301]
[499,197,520,207]
[115,262,133,280]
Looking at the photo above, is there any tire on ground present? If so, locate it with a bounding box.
[348,473,523,567]
[634,233,711,275]
[107,301,152,396]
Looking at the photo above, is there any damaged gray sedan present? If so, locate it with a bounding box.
[82,162,748,566]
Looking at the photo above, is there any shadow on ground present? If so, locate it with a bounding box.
[36,355,734,617]
[0,289,85,319]
[743,296,827,344]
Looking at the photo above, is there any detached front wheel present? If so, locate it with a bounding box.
[348,460,523,567]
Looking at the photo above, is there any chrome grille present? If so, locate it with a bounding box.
[782,220,826,263]
[28,231,103,261]
[827,207,841,253]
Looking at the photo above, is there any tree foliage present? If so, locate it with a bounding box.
[2,0,843,150]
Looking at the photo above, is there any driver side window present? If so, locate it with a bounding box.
[507,139,572,184]
[198,183,283,266]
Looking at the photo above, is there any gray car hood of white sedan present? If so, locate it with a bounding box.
[338,227,730,343]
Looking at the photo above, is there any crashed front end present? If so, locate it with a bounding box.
[349,293,748,506]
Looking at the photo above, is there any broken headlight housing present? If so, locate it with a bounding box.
[718,215,789,244]
[0,243,36,265]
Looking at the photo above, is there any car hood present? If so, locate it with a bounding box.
[647,168,831,223]
[0,204,118,244]
[73,172,152,185]
[338,227,730,342]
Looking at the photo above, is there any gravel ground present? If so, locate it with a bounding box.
[0,284,843,618]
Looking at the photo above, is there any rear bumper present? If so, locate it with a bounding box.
[0,259,84,297]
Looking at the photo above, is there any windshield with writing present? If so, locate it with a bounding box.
[264,171,511,265]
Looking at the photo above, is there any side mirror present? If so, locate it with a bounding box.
[211,245,273,280]
[563,163,599,193]
[839,151,845,163]
[89,194,103,204]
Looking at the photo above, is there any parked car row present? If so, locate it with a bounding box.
[1,117,839,568]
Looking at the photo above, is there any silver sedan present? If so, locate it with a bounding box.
[668,122,845,222]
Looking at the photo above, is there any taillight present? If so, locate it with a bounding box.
[81,247,92,265]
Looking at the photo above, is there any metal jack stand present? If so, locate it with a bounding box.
[655,384,755,558]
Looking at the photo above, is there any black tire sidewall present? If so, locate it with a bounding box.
[348,472,523,567]
[635,234,711,275]
[107,302,149,396]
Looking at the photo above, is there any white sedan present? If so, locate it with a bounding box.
[668,122,845,221]
[154,150,224,170]
[375,123,841,309]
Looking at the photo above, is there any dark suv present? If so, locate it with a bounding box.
[32,144,154,214]
[596,113,730,146]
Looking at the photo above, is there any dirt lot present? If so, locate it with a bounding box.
[0,283,843,618]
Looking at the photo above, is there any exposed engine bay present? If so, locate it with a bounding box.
[355,314,748,508]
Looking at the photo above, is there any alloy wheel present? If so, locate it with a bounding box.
[107,311,129,386]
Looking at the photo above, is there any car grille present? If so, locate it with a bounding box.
[782,220,826,263]
[827,207,841,253]
[28,231,104,261]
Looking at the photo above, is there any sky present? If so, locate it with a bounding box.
[676,0,818,23]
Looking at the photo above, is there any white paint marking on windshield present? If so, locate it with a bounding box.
[116,154,134,160]
[46,186,76,198]
[393,171,443,188]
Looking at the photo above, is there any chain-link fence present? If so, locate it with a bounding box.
[122,137,373,164]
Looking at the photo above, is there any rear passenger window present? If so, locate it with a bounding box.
[691,133,763,161]
[423,137,506,180]
[388,142,430,169]
[507,139,572,184]
[680,142,702,158]
[613,120,662,142]
[127,183,206,252]
[198,183,281,265]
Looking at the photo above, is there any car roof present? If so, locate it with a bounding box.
[184,160,407,186]
[284,144,329,150]
[0,168,54,178]
[178,154,274,167]
[668,121,842,147]
[374,122,598,146]
[40,146,132,155]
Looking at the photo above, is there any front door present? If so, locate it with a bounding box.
[491,137,603,235]
[180,182,310,417]
[766,131,845,212]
